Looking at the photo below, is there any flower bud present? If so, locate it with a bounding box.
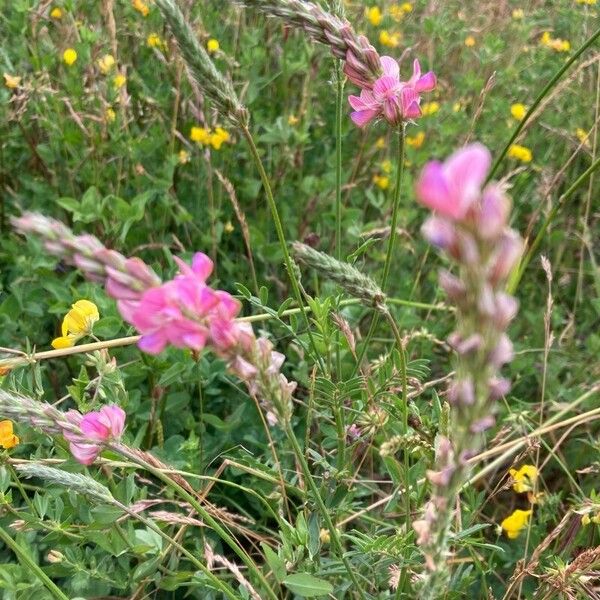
[488,334,514,368]
[421,217,456,251]
[447,377,475,406]
[494,292,519,330]
[438,269,466,303]
[476,184,511,240]
[488,376,511,400]
[470,415,495,433]
[488,230,523,284]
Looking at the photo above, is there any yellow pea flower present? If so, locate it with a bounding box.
[406,131,425,148]
[147,33,166,49]
[190,126,211,145]
[381,159,393,174]
[512,8,524,19]
[510,103,527,121]
[501,509,532,539]
[132,0,150,16]
[97,54,115,74]
[113,74,126,89]
[582,513,600,526]
[178,149,190,164]
[375,136,386,149]
[224,221,234,234]
[207,39,220,53]
[51,300,99,349]
[3,73,21,89]
[0,421,19,449]
[509,464,538,493]
[287,114,299,126]
[105,107,116,122]
[400,2,413,13]
[508,144,533,163]
[379,31,401,48]
[365,6,383,26]
[421,101,440,116]
[50,7,63,19]
[576,128,590,146]
[464,36,476,47]
[576,0,596,4]
[373,174,389,190]
[63,48,78,66]
[210,127,230,150]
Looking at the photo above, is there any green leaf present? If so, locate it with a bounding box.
[282,573,333,597]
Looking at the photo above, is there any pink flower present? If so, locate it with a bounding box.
[349,57,436,128]
[415,143,491,219]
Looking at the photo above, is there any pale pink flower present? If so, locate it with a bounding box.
[415,143,491,219]
[349,57,436,128]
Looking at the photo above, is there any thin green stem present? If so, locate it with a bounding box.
[241,126,326,373]
[113,500,240,599]
[111,444,278,600]
[488,26,600,180]
[0,524,70,600]
[353,125,406,374]
[284,422,368,600]
[508,155,600,293]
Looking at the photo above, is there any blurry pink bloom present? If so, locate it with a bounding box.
[349,57,436,127]
[415,143,491,219]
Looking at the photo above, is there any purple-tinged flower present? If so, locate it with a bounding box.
[415,143,491,219]
[421,216,457,251]
[349,57,436,128]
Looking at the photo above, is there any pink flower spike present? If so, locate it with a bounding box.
[80,405,125,441]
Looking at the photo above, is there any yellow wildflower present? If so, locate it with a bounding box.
[576,128,590,146]
[207,38,220,53]
[373,174,389,190]
[105,107,116,122]
[510,103,527,121]
[464,36,476,47]
[319,528,330,544]
[509,465,538,493]
[210,127,230,150]
[512,8,524,19]
[50,7,63,19]
[0,421,19,449]
[582,513,600,526]
[132,0,150,16]
[576,0,596,5]
[401,2,413,12]
[178,149,190,164]
[63,48,78,66]
[540,32,570,52]
[508,144,533,163]
[190,126,211,145]
[224,221,234,234]
[406,131,425,148]
[381,160,393,174]
[366,6,383,26]
[421,101,440,116]
[389,5,404,21]
[97,54,115,74]
[452,101,463,112]
[288,114,299,126]
[379,31,401,48]
[501,509,532,539]
[113,73,126,89]
[3,73,21,89]
[147,33,166,49]
[375,136,386,149]
[51,300,99,349]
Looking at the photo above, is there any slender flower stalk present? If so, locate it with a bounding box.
[412,143,523,596]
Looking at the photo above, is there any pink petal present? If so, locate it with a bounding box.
[373,76,401,98]
[416,161,461,218]
[80,413,110,440]
[69,442,101,465]
[101,405,126,438]
[380,56,400,78]
[350,109,379,128]
[138,331,169,354]
[348,90,376,111]
[191,253,214,280]
[382,97,403,125]
[414,71,436,93]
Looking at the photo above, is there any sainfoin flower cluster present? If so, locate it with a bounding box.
[12,213,296,428]
[411,143,523,587]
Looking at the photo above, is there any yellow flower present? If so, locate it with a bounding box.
[147,33,166,49]
[421,101,440,116]
[540,32,570,52]
[3,73,21,89]
[381,159,393,174]
[366,6,383,26]
[464,35,476,47]
[379,30,401,48]
[224,221,234,234]
[375,136,386,149]
[113,73,126,89]
[509,465,538,493]
[452,101,463,112]
[582,513,600,526]
[501,509,532,539]
[97,54,115,74]
[406,131,425,148]
[512,8,524,19]
[401,2,413,12]
[190,126,211,145]
[576,128,590,146]
[0,421,19,449]
[207,38,220,53]
[50,7,63,19]
[63,48,78,66]
[510,103,527,121]
[576,0,596,5]
[389,5,404,21]
[287,114,299,126]
[373,174,389,190]
[105,107,116,122]
[132,0,150,16]
[210,127,230,150]
[319,528,330,544]
[51,300,99,349]
[508,144,533,163]
[178,149,190,164]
